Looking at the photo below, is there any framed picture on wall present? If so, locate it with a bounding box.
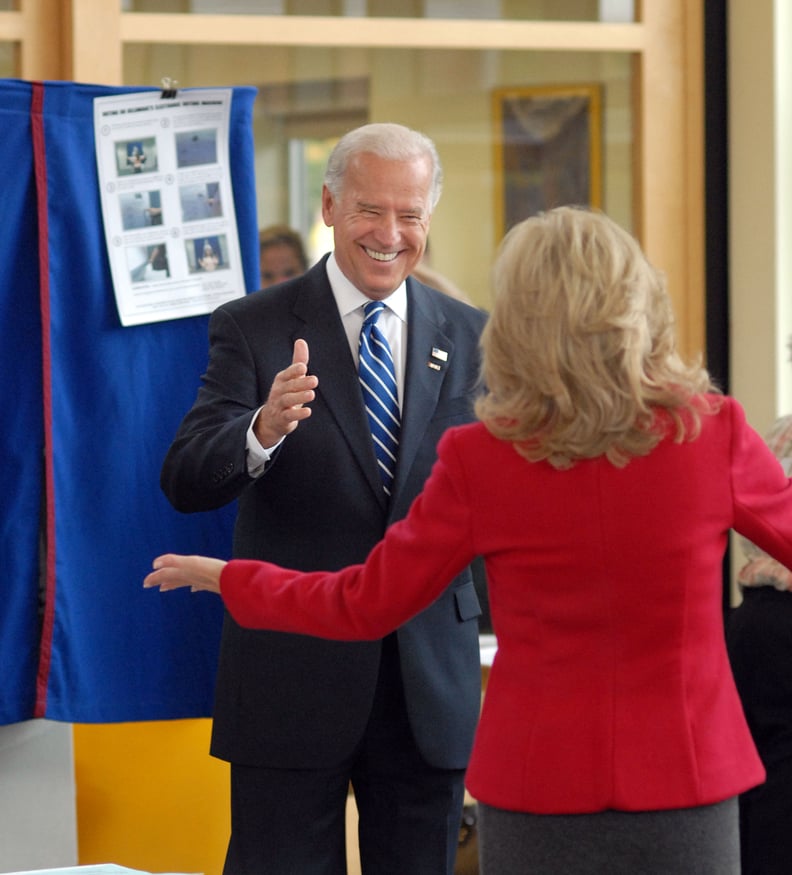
[492,83,602,242]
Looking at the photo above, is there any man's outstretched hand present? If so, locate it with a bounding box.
[253,339,317,448]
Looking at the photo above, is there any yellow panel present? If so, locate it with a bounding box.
[73,719,229,875]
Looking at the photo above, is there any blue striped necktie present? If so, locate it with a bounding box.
[359,300,401,496]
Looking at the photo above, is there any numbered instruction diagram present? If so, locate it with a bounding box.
[94,88,245,326]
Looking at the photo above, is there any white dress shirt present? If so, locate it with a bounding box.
[246,253,408,476]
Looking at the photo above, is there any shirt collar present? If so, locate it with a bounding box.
[326,252,408,324]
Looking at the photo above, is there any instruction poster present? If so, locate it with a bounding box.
[94,88,245,326]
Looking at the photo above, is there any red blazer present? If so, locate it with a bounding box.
[220,396,792,814]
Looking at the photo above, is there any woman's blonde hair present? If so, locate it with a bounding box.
[475,206,718,468]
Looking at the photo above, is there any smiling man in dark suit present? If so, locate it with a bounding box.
[160,122,486,874]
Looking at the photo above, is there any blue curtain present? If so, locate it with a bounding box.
[0,79,259,723]
[0,81,43,725]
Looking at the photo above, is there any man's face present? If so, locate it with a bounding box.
[322,151,433,300]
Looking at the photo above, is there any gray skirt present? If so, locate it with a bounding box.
[477,797,739,875]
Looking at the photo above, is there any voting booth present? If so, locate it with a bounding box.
[0,79,260,727]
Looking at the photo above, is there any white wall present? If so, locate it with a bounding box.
[729,0,792,431]
[0,722,77,873]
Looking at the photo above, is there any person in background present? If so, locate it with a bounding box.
[148,206,792,875]
[159,123,486,875]
[727,382,792,875]
[258,223,309,287]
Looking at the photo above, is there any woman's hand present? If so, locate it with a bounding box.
[144,554,227,594]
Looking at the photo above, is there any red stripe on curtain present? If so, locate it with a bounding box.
[31,80,56,718]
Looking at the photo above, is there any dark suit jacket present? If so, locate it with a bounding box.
[161,256,487,770]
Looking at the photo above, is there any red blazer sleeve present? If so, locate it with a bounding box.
[730,397,792,568]
[220,427,477,639]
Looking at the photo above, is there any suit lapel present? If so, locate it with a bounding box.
[393,280,454,502]
[289,268,455,511]
[291,264,387,507]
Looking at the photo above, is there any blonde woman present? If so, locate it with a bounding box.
[147,207,792,874]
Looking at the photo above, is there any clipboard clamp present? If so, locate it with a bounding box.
[160,77,179,99]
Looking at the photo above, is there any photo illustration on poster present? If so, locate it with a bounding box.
[94,88,245,327]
